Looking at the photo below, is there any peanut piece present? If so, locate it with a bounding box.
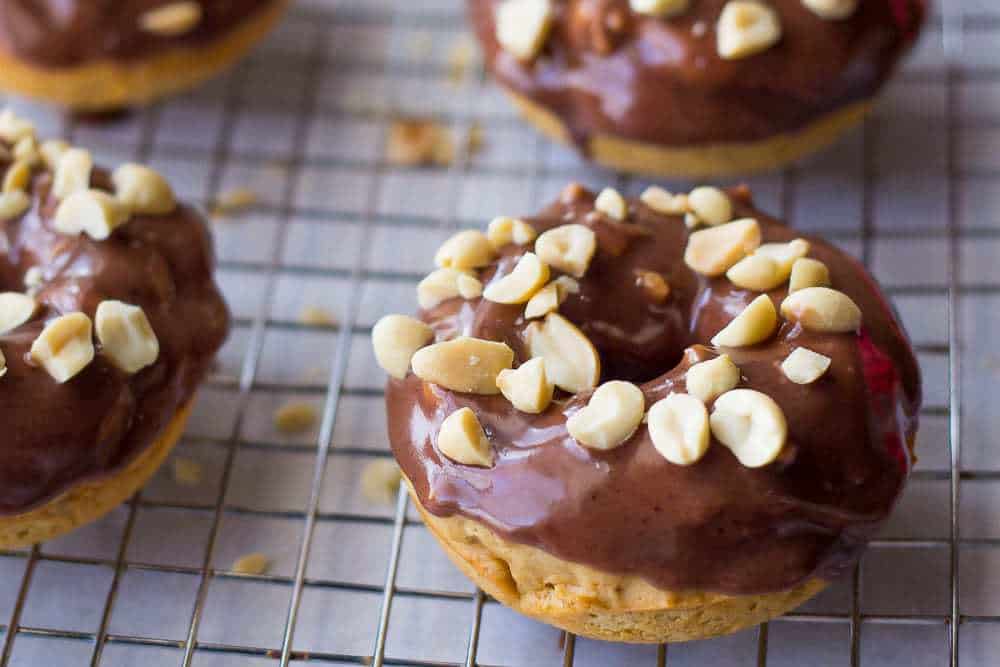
[30,312,95,383]
[386,119,453,167]
[231,553,270,576]
[525,312,600,394]
[687,186,732,226]
[411,336,514,394]
[52,148,93,200]
[717,1,782,60]
[755,238,810,275]
[635,270,670,302]
[496,0,555,61]
[361,459,403,505]
[640,186,688,215]
[54,189,130,240]
[0,191,29,221]
[273,401,318,434]
[630,0,690,18]
[39,140,69,171]
[781,347,832,384]
[438,407,494,466]
[780,287,862,333]
[684,218,761,277]
[112,163,177,215]
[710,389,787,467]
[483,252,550,304]
[726,254,781,291]
[802,0,858,20]
[435,230,497,270]
[371,314,434,380]
[172,457,202,486]
[2,160,32,193]
[496,357,554,414]
[534,224,596,278]
[647,393,710,465]
[95,300,159,373]
[487,216,537,248]
[13,136,39,166]
[140,1,203,35]
[418,268,483,310]
[686,353,740,403]
[567,381,645,450]
[788,257,831,293]
[0,347,5,379]
[594,187,627,221]
[711,294,777,347]
[524,275,578,319]
[0,292,37,334]
[0,109,34,143]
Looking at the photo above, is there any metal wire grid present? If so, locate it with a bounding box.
[0,0,996,664]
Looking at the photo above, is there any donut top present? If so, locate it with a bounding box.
[0,0,278,68]
[0,108,228,514]
[470,0,925,146]
[379,182,921,595]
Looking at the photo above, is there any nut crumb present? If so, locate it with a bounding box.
[172,457,202,486]
[361,459,403,505]
[447,39,475,85]
[465,122,485,159]
[273,401,318,434]
[211,188,258,219]
[232,552,270,575]
[299,306,337,327]
[386,119,454,167]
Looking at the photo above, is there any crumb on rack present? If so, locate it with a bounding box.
[232,552,270,575]
[447,38,475,85]
[466,122,485,159]
[171,457,202,486]
[361,459,403,506]
[210,187,258,219]
[274,400,318,434]
[386,119,454,167]
[299,305,337,327]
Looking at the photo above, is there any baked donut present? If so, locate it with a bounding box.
[469,0,925,178]
[0,108,228,547]
[0,0,289,111]
[374,182,920,642]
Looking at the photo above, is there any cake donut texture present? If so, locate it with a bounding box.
[0,0,289,110]
[375,182,921,642]
[469,0,925,177]
[0,108,228,547]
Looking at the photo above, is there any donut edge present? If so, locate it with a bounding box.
[0,401,193,549]
[407,477,828,643]
[504,88,873,179]
[0,0,290,111]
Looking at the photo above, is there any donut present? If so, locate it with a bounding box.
[0,0,290,111]
[0,108,228,547]
[468,0,925,178]
[373,182,921,642]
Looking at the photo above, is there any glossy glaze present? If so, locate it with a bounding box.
[469,0,924,146]
[0,0,278,67]
[388,185,921,595]
[0,151,228,514]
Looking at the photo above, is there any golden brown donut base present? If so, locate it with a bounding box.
[0,402,192,549]
[0,1,289,111]
[408,478,827,643]
[505,89,872,179]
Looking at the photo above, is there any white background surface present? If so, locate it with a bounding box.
[0,0,997,664]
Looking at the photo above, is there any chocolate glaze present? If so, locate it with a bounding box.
[0,0,279,68]
[469,0,925,146]
[388,185,921,595]
[0,148,228,515]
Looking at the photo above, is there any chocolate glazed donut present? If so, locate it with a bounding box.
[468,0,925,177]
[0,109,228,545]
[377,183,921,641]
[0,0,290,110]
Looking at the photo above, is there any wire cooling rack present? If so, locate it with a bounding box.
[0,0,997,665]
